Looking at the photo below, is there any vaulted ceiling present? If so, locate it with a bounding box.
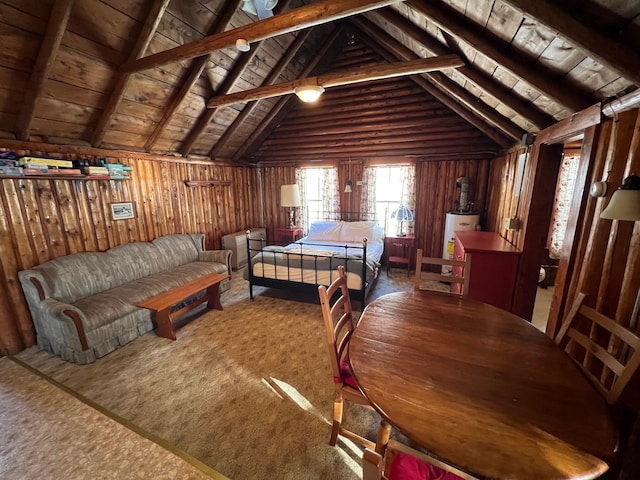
[0,0,638,164]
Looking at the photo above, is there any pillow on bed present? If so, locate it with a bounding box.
[339,221,383,243]
[306,221,343,241]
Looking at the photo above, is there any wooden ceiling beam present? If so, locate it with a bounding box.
[370,8,555,130]
[178,0,296,157]
[120,0,405,73]
[232,27,346,161]
[208,26,317,158]
[502,0,640,87]
[206,55,464,108]
[406,0,594,112]
[144,0,243,152]
[91,0,171,147]
[15,0,75,141]
[352,18,516,146]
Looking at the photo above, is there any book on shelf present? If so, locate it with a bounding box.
[48,168,83,175]
[23,167,50,175]
[0,166,23,175]
[18,156,73,168]
[82,166,109,175]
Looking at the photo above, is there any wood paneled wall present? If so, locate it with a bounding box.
[0,141,261,356]
[485,109,640,341]
[260,156,491,259]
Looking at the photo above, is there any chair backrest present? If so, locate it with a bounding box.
[414,248,470,296]
[318,265,355,384]
[363,439,478,480]
[555,292,640,405]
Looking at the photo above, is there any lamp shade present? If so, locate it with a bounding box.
[280,184,301,207]
[391,205,414,222]
[600,174,640,221]
[294,85,324,103]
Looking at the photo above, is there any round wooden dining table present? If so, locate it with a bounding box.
[349,291,618,480]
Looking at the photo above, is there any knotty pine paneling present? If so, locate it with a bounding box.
[262,157,491,259]
[0,143,260,356]
[414,158,491,258]
[485,110,640,346]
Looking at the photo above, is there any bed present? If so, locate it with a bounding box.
[244,220,384,306]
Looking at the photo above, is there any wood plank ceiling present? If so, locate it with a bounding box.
[0,0,638,164]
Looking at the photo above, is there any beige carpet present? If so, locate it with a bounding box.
[0,357,224,480]
[13,268,432,479]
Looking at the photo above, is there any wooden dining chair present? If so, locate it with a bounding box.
[318,265,391,453]
[414,248,470,296]
[363,439,478,480]
[555,292,640,405]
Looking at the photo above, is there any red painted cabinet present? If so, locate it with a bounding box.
[454,231,520,312]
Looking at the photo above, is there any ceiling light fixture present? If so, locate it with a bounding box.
[235,39,250,52]
[294,85,324,103]
[241,0,278,20]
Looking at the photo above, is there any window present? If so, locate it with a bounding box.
[362,165,416,235]
[547,154,579,259]
[297,167,339,233]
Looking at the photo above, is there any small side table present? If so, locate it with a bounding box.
[385,234,415,276]
[275,227,302,243]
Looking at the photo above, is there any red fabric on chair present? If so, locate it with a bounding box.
[389,452,464,480]
[339,356,358,389]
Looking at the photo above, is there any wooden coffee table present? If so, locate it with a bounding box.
[137,272,229,340]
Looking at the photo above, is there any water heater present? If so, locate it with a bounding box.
[442,212,480,274]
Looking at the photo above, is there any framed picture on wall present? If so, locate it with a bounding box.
[110,202,134,220]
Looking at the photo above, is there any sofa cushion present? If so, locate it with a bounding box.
[105,261,228,306]
[106,241,167,279]
[34,252,117,303]
[73,293,139,332]
[152,234,199,270]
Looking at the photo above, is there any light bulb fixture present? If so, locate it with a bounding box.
[600,174,640,221]
[235,39,250,52]
[344,180,353,193]
[294,85,324,103]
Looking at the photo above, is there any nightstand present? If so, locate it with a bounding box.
[275,227,302,243]
[385,234,415,276]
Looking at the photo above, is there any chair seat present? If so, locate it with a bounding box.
[389,453,464,480]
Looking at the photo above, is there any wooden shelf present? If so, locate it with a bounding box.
[0,175,129,181]
[185,180,232,187]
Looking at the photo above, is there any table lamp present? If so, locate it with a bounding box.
[391,204,414,236]
[281,184,301,229]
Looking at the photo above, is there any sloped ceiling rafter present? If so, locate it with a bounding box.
[365,8,556,131]
[16,0,75,141]
[402,0,597,114]
[502,0,640,88]
[176,0,295,158]
[91,0,172,148]
[144,0,244,152]
[351,17,523,143]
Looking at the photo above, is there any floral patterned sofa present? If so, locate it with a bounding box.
[18,234,231,364]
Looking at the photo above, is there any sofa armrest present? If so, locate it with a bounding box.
[199,249,232,275]
[40,299,90,351]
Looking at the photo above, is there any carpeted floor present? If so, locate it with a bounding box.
[13,267,435,479]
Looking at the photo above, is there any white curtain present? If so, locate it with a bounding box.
[547,154,579,259]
